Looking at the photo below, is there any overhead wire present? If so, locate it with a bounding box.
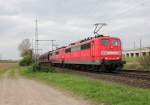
[105,0,150,23]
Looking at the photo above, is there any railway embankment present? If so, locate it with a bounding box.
[123,56,150,71]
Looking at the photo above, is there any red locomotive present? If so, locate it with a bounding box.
[39,35,125,72]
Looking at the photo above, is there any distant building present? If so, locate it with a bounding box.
[123,47,150,57]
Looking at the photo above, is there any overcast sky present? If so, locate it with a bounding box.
[0,0,150,60]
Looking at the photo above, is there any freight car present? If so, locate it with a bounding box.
[39,35,125,72]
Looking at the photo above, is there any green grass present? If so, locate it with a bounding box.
[123,63,144,70]
[0,64,18,78]
[20,67,150,105]
[0,69,17,78]
[125,57,141,63]
[0,70,7,77]
[6,68,18,78]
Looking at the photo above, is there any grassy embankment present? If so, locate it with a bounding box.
[124,57,150,70]
[124,57,142,70]
[20,66,150,105]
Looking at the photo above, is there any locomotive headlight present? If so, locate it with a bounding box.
[105,57,108,60]
[116,57,120,59]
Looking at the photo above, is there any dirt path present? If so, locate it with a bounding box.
[0,72,90,105]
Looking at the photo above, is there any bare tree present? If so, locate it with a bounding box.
[18,39,31,57]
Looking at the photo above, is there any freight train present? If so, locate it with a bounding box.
[39,35,125,72]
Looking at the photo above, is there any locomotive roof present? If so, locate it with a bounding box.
[46,35,120,53]
[66,35,113,46]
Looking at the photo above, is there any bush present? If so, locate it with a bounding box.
[32,63,40,72]
[19,54,32,66]
[31,63,56,72]
[139,56,150,69]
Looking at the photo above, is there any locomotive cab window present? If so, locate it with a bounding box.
[52,52,55,56]
[49,52,52,56]
[101,39,109,46]
[65,48,71,53]
[112,39,120,46]
[81,43,91,50]
[71,46,81,52]
[55,51,59,55]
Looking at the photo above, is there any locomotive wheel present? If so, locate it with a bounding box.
[113,66,122,73]
[100,65,113,73]
[100,65,106,72]
[80,65,85,71]
[94,66,100,72]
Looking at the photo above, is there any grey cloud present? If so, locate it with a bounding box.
[0,0,150,59]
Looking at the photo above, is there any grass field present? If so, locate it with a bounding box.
[20,67,150,105]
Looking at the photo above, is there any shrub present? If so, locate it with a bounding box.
[19,55,32,66]
[31,63,55,72]
[32,63,40,72]
[19,49,32,66]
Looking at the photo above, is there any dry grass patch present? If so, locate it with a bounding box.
[0,63,17,70]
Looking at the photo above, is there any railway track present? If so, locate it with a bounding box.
[121,70,150,81]
[123,69,150,73]
[57,67,150,88]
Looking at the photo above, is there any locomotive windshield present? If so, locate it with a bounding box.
[101,39,109,46]
[112,39,120,46]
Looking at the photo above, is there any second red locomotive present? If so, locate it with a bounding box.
[39,35,125,72]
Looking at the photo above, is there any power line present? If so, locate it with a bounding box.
[88,0,150,38]
[33,18,58,63]
[36,39,56,51]
[50,40,56,51]
[101,0,150,23]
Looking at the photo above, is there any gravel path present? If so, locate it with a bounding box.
[0,76,90,105]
